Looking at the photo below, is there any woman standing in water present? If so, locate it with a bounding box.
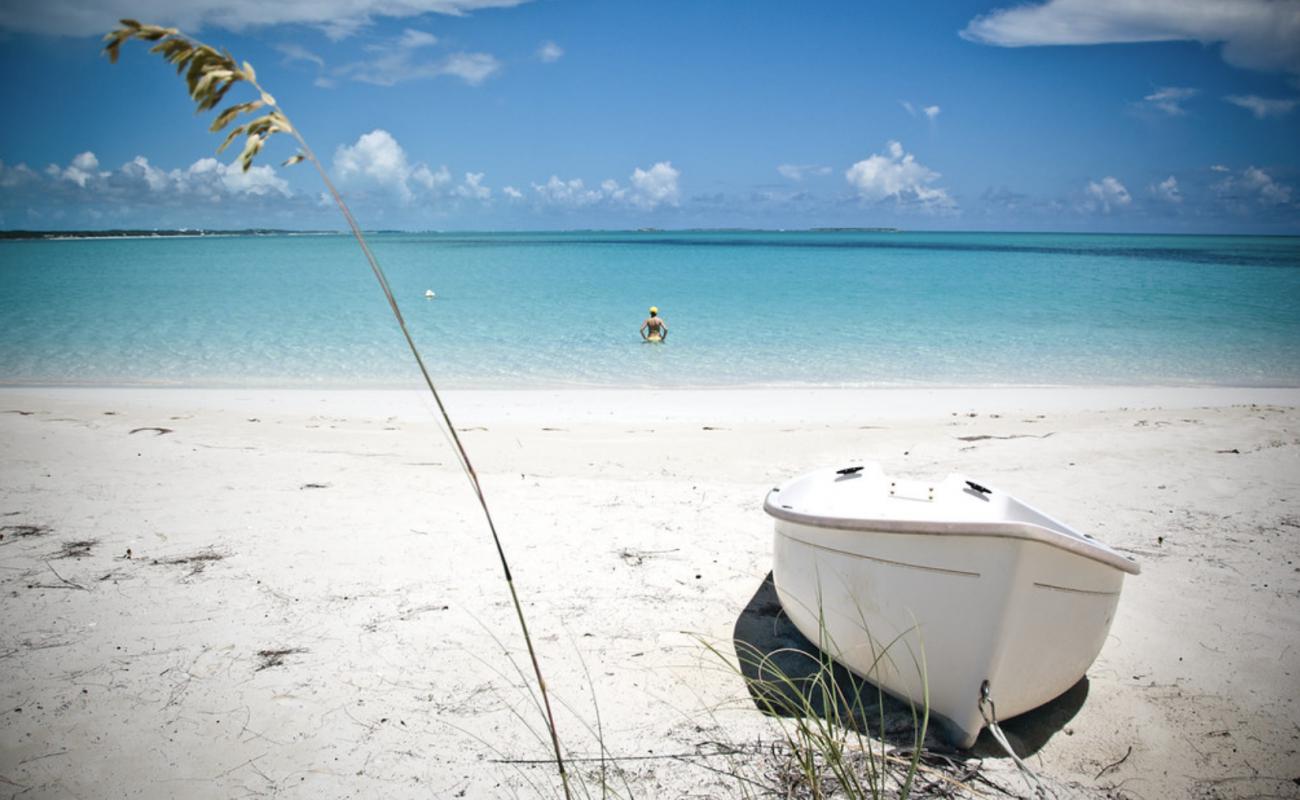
[640,306,668,342]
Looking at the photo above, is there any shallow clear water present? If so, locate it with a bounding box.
[2,231,1298,388]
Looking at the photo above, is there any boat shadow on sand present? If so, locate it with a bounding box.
[732,572,1088,758]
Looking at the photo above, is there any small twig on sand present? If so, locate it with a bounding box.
[255,648,307,671]
[129,426,174,435]
[1095,745,1133,779]
[43,561,87,591]
[54,539,97,559]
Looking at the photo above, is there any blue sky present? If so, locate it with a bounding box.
[1,0,1298,233]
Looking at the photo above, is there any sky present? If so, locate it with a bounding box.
[0,0,1298,233]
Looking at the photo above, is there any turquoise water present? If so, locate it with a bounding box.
[2,231,1298,388]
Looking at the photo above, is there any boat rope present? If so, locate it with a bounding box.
[979,680,1046,797]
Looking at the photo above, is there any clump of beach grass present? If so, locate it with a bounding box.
[699,625,929,799]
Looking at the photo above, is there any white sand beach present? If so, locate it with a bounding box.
[2,386,1298,798]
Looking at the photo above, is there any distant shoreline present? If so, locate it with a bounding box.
[0,227,901,240]
[0,229,339,241]
[4,228,1299,240]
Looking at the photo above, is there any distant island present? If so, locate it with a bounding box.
[809,227,901,233]
[0,229,338,241]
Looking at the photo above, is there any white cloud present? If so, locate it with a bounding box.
[1084,175,1132,212]
[537,41,564,62]
[119,156,172,191]
[397,28,438,48]
[0,0,532,38]
[629,162,681,209]
[1210,164,1230,172]
[277,42,324,68]
[1224,94,1298,119]
[1143,86,1197,115]
[962,0,1300,77]
[1215,166,1293,206]
[334,26,501,87]
[331,130,492,207]
[1151,175,1182,203]
[48,151,107,187]
[201,158,292,196]
[900,101,941,120]
[777,164,832,181]
[0,160,40,188]
[116,155,291,197]
[524,163,680,210]
[531,176,606,207]
[411,163,452,191]
[333,129,425,200]
[437,52,502,85]
[845,141,954,210]
[1243,167,1292,205]
[502,185,523,199]
[334,130,409,187]
[454,171,491,200]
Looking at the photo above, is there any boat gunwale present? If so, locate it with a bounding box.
[765,494,1141,575]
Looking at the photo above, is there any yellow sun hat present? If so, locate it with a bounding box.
[649,306,658,314]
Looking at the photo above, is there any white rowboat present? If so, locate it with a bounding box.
[765,464,1139,748]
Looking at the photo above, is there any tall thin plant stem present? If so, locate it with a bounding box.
[103,23,570,797]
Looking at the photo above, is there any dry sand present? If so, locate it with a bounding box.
[1,386,1298,799]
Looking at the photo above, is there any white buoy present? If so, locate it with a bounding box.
[424,289,436,299]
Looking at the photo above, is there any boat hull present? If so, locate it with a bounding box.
[772,518,1127,748]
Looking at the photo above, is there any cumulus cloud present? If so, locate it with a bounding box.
[961,0,1300,78]
[1084,176,1132,212]
[629,162,681,209]
[1224,94,1298,119]
[1215,166,1293,206]
[777,164,832,181]
[0,160,40,188]
[454,172,491,200]
[1151,175,1182,203]
[1142,86,1197,116]
[334,130,416,196]
[537,41,564,62]
[25,151,291,202]
[47,152,107,187]
[531,176,606,207]
[0,0,532,38]
[502,185,523,199]
[845,141,954,210]
[411,163,452,191]
[331,130,495,209]
[923,105,941,120]
[524,162,681,211]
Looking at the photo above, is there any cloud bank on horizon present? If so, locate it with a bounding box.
[0,0,1297,232]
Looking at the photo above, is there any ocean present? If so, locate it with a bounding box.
[2,231,1298,389]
